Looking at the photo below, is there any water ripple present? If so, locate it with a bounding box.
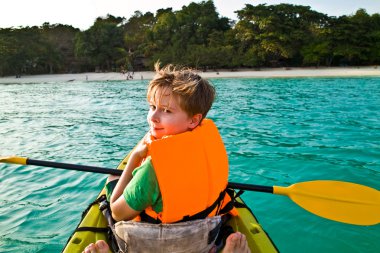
[1,78,380,253]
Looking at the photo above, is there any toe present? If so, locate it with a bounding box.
[95,240,110,253]
[83,243,96,253]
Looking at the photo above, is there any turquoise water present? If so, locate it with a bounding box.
[0,77,379,252]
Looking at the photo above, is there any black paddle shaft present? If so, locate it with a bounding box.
[227,182,274,193]
[27,158,123,176]
[26,158,273,192]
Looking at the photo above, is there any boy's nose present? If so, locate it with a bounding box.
[150,110,160,123]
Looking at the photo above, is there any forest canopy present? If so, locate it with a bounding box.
[1,1,379,76]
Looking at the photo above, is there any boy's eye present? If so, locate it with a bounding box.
[163,108,171,113]
[149,105,156,110]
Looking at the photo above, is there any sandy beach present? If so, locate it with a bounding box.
[0,66,379,83]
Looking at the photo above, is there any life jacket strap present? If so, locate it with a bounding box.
[98,195,122,253]
[218,188,238,214]
[140,189,234,224]
[139,210,162,224]
[182,190,226,222]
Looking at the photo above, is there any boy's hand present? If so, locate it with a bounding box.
[132,141,148,160]
[131,132,153,162]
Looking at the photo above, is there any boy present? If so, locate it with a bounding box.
[83,63,249,253]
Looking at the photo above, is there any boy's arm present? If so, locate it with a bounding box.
[110,142,148,221]
[111,191,140,221]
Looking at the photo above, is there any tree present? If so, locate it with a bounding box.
[40,23,79,73]
[0,27,49,75]
[122,11,155,70]
[327,10,373,65]
[235,4,329,67]
[148,0,232,68]
[369,13,380,64]
[75,14,125,71]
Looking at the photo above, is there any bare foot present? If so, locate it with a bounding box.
[223,232,250,253]
[82,240,109,253]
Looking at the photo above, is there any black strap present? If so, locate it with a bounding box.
[140,210,162,224]
[208,220,222,244]
[73,196,110,233]
[235,189,245,199]
[81,195,117,234]
[141,189,234,224]
[62,195,109,251]
[182,190,226,222]
[219,188,240,214]
[98,198,120,253]
[80,195,107,219]
[225,188,249,209]
[75,226,109,233]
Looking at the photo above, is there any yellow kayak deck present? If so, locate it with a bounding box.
[62,154,278,253]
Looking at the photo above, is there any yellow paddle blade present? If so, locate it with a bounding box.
[0,156,27,165]
[274,180,380,225]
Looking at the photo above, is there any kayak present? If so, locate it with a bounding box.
[62,152,279,253]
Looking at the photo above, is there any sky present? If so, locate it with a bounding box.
[1,0,379,30]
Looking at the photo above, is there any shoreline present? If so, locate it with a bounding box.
[0,66,379,83]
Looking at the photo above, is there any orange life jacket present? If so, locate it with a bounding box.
[139,119,236,224]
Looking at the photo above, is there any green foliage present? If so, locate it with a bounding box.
[235,4,330,67]
[74,14,125,71]
[0,24,79,76]
[145,0,233,69]
[1,2,379,76]
[328,10,374,65]
[40,23,80,73]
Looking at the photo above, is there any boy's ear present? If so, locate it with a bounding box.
[189,113,202,129]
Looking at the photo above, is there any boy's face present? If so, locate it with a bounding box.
[147,88,197,139]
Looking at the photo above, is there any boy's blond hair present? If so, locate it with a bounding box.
[147,62,215,120]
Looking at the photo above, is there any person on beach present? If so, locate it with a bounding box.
[83,63,250,253]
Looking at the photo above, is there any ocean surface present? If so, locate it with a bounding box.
[0,77,379,253]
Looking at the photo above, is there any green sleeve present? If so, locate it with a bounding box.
[123,157,162,213]
[105,179,118,201]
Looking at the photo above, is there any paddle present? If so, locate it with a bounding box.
[1,156,379,226]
